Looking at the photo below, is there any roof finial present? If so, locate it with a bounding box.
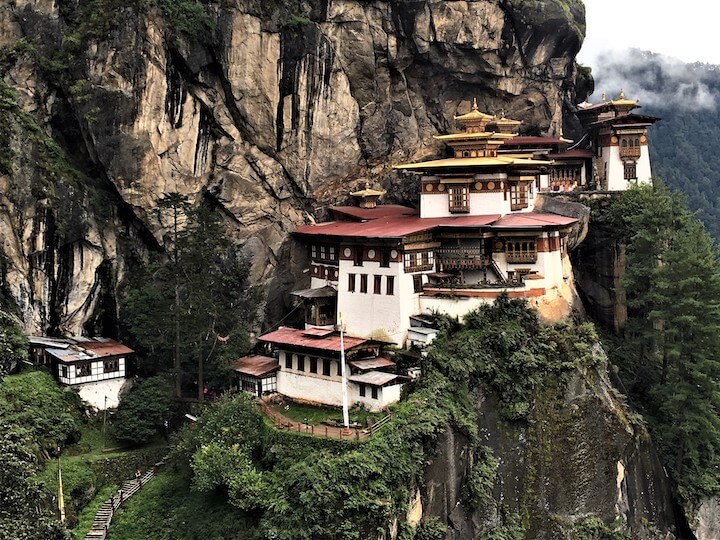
[619,89,625,100]
[471,97,479,112]
[601,91,606,101]
[365,180,371,190]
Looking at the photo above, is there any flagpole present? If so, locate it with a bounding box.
[58,448,65,523]
[339,312,350,429]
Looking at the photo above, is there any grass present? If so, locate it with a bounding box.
[108,468,256,540]
[271,399,385,427]
[73,484,117,540]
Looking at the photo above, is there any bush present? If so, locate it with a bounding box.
[113,377,175,446]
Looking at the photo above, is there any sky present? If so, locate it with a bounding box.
[578,0,720,66]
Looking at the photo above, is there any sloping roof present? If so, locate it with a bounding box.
[231,355,280,377]
[294,214,501,239]
[348,357,396,371]
[548,149,593,159]
[259,327,370,352]
[590,113,659,127]
[291,286,337,299]
[501,136,567,147]
[43,338,134,363]
[491,212,578,229]
[394,156,552,171]
[330,205,418,221]
[349,371,405,387]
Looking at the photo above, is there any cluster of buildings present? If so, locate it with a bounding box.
[31,92,657,413]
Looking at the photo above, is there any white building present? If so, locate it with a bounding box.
[232,327,405,411]
[31,336,134,409]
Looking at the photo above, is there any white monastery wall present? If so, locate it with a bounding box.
[77,377,130,409]
[57,357,126,386]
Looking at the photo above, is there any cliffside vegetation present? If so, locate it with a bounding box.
[596,184,720,503]
[153,297,611,539]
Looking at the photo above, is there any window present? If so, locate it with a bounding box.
[354,248,363,267]
[320,245,326,259]
[329,246,336,260]
[448,184,469,213]
[309,357,317,373]
[285,353,292,369]
[60,365,68,378]
[413,275,423,293]
[76,363,91,377]
[624,162,637,180]
[404,251,434,272]
[103,359,120,373]
[323,359,331,376]
[505,239,537,263]
[380,250,390,267]
[371,387,378,399]
[359,384,366,397]
[374,275,382,294]
[510,182,529,210]
[337,361,343,376]
[298,355,305,372]
[386,275,395,296]
[360,274,368,293]
[348,273,356,292]
[311,245,317,258]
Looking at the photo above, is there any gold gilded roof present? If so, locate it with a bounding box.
[453,98,494,123]
[433,131,517,142]
[394,156,553,170]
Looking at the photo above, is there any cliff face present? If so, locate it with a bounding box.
[422,348,688,539]
[0,0,586,335]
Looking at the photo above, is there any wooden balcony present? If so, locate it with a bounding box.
[436,247,490,270]
[620,147,641,159]
[505,251,537,263]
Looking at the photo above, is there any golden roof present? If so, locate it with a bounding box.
[608,90,638,108]
[394,156,553,170]
[350,181,386,197]
[453,98,494,123]
[433,131,517,142]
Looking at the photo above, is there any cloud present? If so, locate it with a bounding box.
[582,48,720,111]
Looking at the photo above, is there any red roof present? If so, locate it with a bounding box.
[81,341,134,357]
[348,357,396,371]
[231,355,279,377]
[590,113,659,127]
[548,149,593,159]
[294,214,501,239]
[259,327,371,352]
[491,212,577,229]
[330,205,417,221]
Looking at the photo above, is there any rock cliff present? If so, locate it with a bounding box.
[0,0,586,335]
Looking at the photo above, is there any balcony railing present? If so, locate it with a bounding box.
[505,251,537,263]
[620,147,641,159]
[436,247,490,270]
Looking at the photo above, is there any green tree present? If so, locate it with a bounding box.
[0,309,28,378]
[123,194,258,399]
[113,376,175,446]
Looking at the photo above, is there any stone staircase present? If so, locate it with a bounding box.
[83,468,157,540]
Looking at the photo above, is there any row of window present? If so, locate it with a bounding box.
[348,274,395,295]
[352,249,392,267]
[60,359,120,378]
[358,383,379,399]
[284,352,338,376]
[404,251,434,272]
[311,245,337,261]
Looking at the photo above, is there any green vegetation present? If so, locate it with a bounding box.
[0,309,28,377]
[113,376,175,445]
[273,399,384,426]
[598,183,720,502]
[109,468,254,540]
[163,297,603,539]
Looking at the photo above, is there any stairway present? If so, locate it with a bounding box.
[83,468,157,540]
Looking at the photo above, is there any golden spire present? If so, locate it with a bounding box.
[472,97,479,111]
[601,92,606,101]
[619,89,625,100]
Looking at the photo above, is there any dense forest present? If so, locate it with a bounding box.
[590,50,720,238]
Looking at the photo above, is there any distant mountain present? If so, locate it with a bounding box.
[588,50,720,239]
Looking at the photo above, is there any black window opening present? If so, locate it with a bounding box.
[309,357,317,373]
[413,275,423,293]
[348,273,356,292]
[359,383,366,397]
[371,386,378,399]
[360,274,368,293]
[298,355,305,372]
[386,275,395,296]
[322,359,331,376]
[373,275,382,294]
[354,248,363,267]
[380,249,391,267]
[285,353,292,369]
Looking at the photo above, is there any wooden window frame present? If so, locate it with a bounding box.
[322,359,331,376]
[348,273,356,292]
[76,363,91,377]
[360,274,368,293]
[373,275,382,295]
[386,275,395,296]
[413,275,423,293]
[510,182,529,211]
[285,353,292,369]
[448,184,470,213]
[359,383,366,397]
[309,357,317,374]
[297,355,305,372]
[371,386,379,399]
[103,359,120,373]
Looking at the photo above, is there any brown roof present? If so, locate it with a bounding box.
[330,205,418,221]
[231,355,280,377]
[259,327,371,353]
[491,212,578,229]
[501,136,566,147]
[348,357,396,372]
[548,149,593,159]
[81,341,134,357]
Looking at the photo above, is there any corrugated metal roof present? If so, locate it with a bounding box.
[231,355,280,377]
[491,212,578,229]
[348,357,396,371]
[295,214,501,239]
[259,327,370,352]
[43,338,134,363]
[330,205,417,221]
[349,370,404,387]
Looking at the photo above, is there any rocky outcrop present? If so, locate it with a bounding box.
[0,0,586,334]
[423,347,687,539]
